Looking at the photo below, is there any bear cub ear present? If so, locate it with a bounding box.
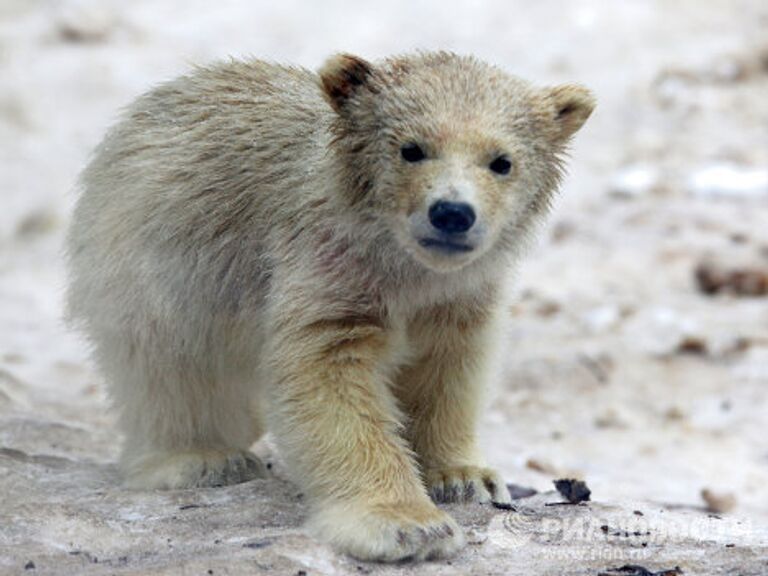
[319,53,375,113]
[543,84,596,143]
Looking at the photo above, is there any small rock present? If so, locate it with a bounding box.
[535,299,561,317]
[0,94,35,131]
[551,219,577,243]
[594,409,628,429]
[242,538,273,550]
[695,260,768,297]
[664,406,686,422]
[506,483,538,500]
[599,565,683,576]
[623,307,701,357]
[553,478,591,504]
[578,352,614,384]
[2,353,25,364]
[676,336,708,355]
[729,232,749,244]
[15,209,59,239]
[526,458,559,475]
[701,488,737,514]
[55,0,116,43]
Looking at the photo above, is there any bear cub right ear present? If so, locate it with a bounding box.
[319,53,375,113]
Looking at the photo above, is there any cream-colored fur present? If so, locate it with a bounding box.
[66,51,594,562]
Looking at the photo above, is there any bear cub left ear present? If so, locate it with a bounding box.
[319,53,375,113]
[543,84,596,143]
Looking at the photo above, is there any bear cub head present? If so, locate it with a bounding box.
[319,52,595,273]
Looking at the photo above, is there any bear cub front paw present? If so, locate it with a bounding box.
[425,465,511,505]
[308,499,464,562]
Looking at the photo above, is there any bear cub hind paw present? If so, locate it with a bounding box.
[123,449,266,490]
[426,465,511,505]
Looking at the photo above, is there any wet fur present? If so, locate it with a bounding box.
[66,51,594,562]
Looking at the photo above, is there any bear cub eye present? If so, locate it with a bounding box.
[489,155,512,175]
[401,143,427,163]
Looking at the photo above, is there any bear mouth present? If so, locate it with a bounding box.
[418,237,475,254]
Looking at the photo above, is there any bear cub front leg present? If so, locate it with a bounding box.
[395,298,512,507]
[266,314,464,562]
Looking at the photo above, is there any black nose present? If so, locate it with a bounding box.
[428,201,476,234]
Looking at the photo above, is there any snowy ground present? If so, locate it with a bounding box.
[1,1,767,574]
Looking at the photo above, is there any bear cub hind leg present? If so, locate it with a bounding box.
[101,336,266,490]
[123,449,265,490]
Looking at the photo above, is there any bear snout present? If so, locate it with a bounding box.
[427,200,476,234]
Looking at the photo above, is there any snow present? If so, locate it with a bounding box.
[1,0,768,574]
[609,164,661,198]
[688,163,768,199]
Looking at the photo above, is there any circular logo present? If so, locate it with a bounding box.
[490,511,533,549]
